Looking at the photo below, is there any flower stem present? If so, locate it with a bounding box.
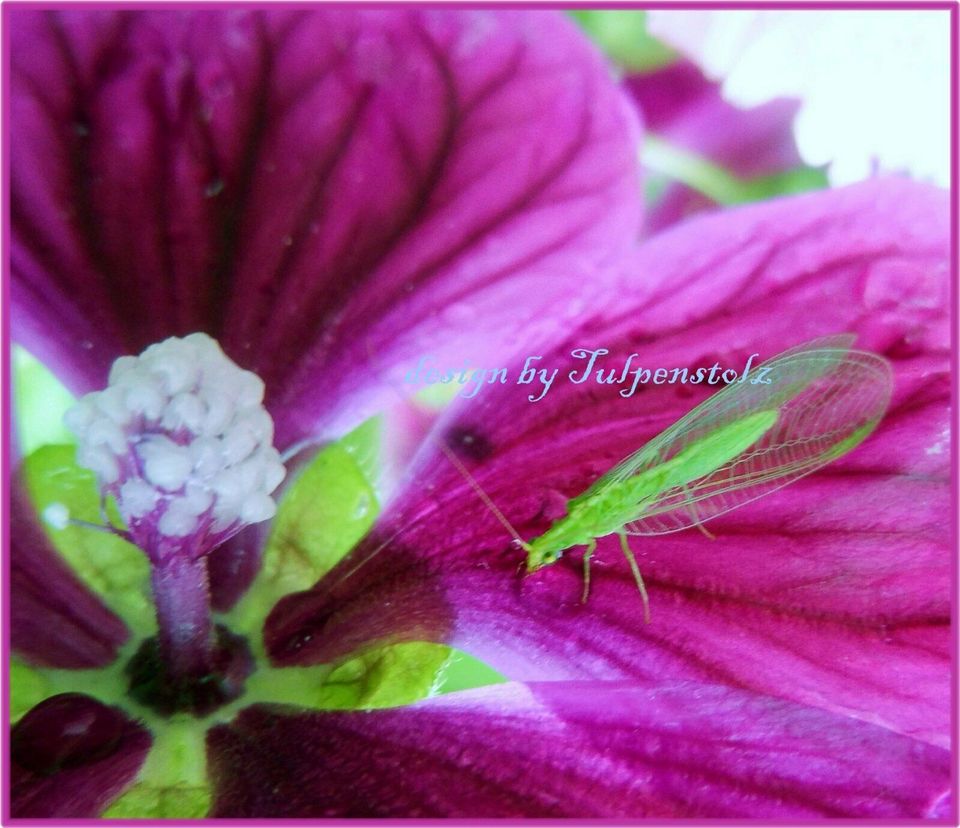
[150,555,215,684]
[129,553,252,717]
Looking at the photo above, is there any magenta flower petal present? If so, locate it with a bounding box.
[207,681,949,817]
[628,59,802,233]
[11,483,128,668]
[265,178,949,745]
[207,520,280,612]
[12,693,151,818]
[10,8,641,448]
[631,60,801,175]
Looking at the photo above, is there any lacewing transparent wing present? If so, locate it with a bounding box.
[585,336,893,536]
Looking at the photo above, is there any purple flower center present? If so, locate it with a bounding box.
[63,333,286,715]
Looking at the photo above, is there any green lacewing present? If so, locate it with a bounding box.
[450,335,893,622]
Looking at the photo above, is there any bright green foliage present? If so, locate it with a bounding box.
[226,419,382,637]
[571,11,676,71]
[344,643,451,707]
[103,784,211,820]
[22,445,154,635]
[226,418,467,713]
[241,642,454,711]
[13,346,77,454]
[9,659,52,723]
[337,415,382,494]
[415,382,463,410]
[434,651,507,695]
[103,721,211,819]
[643,137,830,207]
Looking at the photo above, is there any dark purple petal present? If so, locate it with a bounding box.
[207,522,266,612]
[628,59,802,233]
[10,9,641,449]
[207,680,950,817]
[12,693,151,818]
[11,481,129,668]
[265,179,950,745]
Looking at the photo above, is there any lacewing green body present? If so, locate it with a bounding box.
[519,335,893,619]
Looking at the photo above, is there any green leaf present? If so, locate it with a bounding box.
[414,381,464,410]
[643,136,830,206]
[103,784,211,820]
[330,642,451,708]
[9,659,52,723]
[13,346,77,454]
[434,650,507,695]
[226,418,470,713]
[21,445,154,636]
[226,420,381,637]
[336,414,382,489]
[570,11,676,72]
[103,721,211,819]
[241,641,452,711]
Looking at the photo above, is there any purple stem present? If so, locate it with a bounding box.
[149,555,215,683]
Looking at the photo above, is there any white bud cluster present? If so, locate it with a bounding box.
[65,333,286,543]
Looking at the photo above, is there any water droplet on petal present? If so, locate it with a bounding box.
[204,178,225,198]
[42,502,71,531]
[353,493,371,519]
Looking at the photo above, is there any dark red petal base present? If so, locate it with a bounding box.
[126,625,253,717]
[12,694,151,818]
